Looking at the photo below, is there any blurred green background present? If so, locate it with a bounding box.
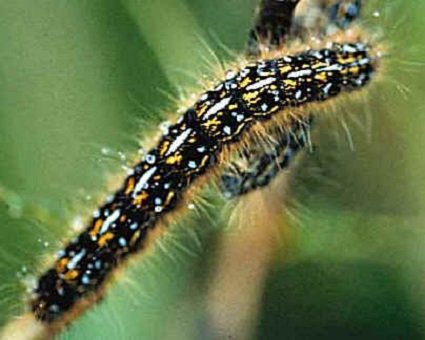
[0,0,425,339]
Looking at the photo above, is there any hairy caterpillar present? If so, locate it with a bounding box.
[0,0,388,338]
[32,42,377,323]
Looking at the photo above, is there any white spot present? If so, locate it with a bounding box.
[316,64,342,72]
[118,237,127,247]
[246,77,276,91]
[130,222,138,230]
[188,203,195,210]
[287,69,312,78]
[197,146,206,153]
[203,97,231,120]
[81,275,90,285]
[155,206,163,213]
[132,166,157,197]
[284,56,292,63]
[357,58,371,66]
[295,90,302,99]
[57,250,66,259]
[188,161,197,169]
[261,103,268,111]
[155,198,162,205]
[145,154,156,164]
[200,93,208,101]
[99,209,121,234]
[164,182,171,189]
[236,114,244,122]
[223,126,232,135]
[67,249,87,270]
[165,128,192,156]
[373,11,380,18]
[48,305,60,313]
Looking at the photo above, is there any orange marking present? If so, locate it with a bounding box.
[348,65,360,75]
[159,141,170,156]
[56,258,69,273]
[196,104,208,117]
[164,191,175,206]
[130,230,141,247]
[90,219,103,237]
[312,62,327,69]
[124,177,135,195]
[202,117,220,128]
[166,154,183,165]
[315,73,328,82]
[279,65,292,74]
[283,79,297,87]
[339,56,356,64]
[240,77,251,88]
[133,192,149,206]
[64,270,79,281]
[98,232,114,247]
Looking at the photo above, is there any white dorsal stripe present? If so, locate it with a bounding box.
[245,77,276,90]
[99,209,121,235]
[203,97,231,121]
[165,128,192,156]
[287,69,312,78]
[316,64,342,72]
[132,166,157,198]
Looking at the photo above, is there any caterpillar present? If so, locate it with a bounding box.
[32,40,377,325]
